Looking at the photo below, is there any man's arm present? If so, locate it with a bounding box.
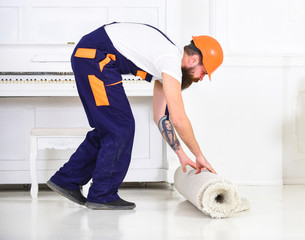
[161,73,201,155]
[161,73,216,174]
[153,80,180,150]
[153,80,197,171]
[153,79,215,173]
[158,116,180,151]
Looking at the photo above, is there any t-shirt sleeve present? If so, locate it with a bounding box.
[154,55,182,84]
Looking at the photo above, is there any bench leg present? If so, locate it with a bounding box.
[30,137,38,198]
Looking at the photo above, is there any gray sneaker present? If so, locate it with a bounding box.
[47,180,86,205]
[85,198,136,210]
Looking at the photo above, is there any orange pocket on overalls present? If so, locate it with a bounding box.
[136,70,147,80]
[99,54,116,72]
[88,75,109,106]
[74,48,97,59]
[98,53,122,86]
[75,48,122,106]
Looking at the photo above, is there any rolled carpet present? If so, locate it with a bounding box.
[174,166,250,218]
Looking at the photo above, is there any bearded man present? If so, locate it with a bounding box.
[47,22,223,210]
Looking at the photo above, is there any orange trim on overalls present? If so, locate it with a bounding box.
[136,70,147,80]
[106,81,122,87]
[99,54,116,72]
[74,48,97,59]
[88,75,109,106]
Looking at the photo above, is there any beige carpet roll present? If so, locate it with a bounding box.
[174,166,250,218]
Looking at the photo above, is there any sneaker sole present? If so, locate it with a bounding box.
[85,201,136,210]
[47,180,85,206]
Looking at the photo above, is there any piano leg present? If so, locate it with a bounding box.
[30,136,38,198]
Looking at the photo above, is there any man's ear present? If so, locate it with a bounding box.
[190,54,200,67]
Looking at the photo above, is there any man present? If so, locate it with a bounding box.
[47,22,223,210]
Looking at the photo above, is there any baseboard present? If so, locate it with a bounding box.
[233,181,283,186]
[283,178,305,185]
[124,168,167,182]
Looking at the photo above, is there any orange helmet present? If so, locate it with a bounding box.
[192,35,223,80]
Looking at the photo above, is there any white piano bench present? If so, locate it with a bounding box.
[29,128,91,198]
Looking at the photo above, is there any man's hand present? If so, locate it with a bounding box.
[195,155,216,174]
[176,149,197,172]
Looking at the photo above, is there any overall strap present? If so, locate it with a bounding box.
[143,23,175,46]
[165,105,170,120]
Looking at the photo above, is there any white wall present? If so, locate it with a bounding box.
[176,0,305,184]
[0,0,167,72]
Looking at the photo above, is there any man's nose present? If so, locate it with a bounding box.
[199,73,206,81]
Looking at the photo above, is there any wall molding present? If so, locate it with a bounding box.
[223,55,305,67]
[209,0,305,61]
[0,0,167,44]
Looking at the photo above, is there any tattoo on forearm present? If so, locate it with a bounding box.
[158,116,181,151]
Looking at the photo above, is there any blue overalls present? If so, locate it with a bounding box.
[50,23,153,203]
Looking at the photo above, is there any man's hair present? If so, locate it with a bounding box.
[184,40,203,65]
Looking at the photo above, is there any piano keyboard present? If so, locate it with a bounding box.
[0,73,153,97]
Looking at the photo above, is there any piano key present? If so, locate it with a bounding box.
[0,73,153,97]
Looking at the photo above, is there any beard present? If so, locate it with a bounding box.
[181,66,199,90]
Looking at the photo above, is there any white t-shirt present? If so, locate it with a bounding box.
[104,22,182,83]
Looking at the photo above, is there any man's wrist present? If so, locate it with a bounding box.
[192,149,203,159]
[175,148,185,158]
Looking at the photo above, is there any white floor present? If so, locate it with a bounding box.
[1,184,305,240]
